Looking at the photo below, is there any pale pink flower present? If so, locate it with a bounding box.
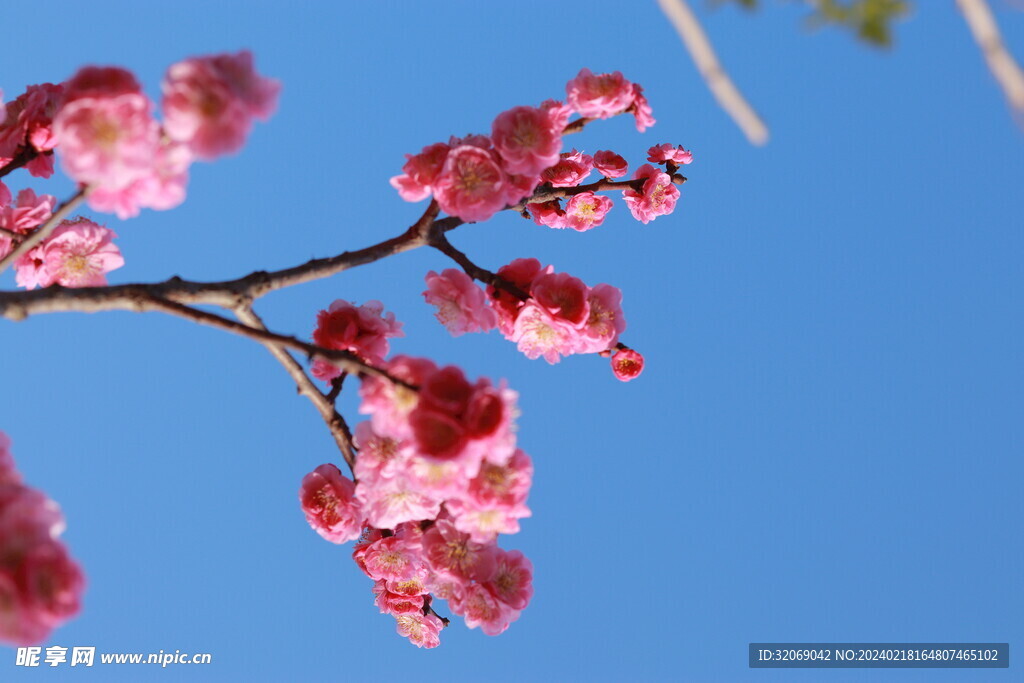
[447,498,530,542]
[450,582,519,636]
[162,51,280,160]
[406,455,470,500]
[593,149,628,178]
[631,83,656,132]
[432,144,507,222]
[359,355,439,440]
[394,612,443,648]
[511,302,581,364]
[352,422,408,483]
[311,299,403,381]
[463,450,532,508]
[563,192,613,232]
[389,142,450,202]
[423,268,497,336]
[299,464,363,544]
[53,91,160,194]
[541,149,592,187]
[361,535,423,582]
[0,189,55,234]
[611,347,644,381]
[647,143,693,165]
[355,473,443,530]
[491,105,563,177]
[622,163,679,224]
[566,68,634,119]
[527,200,567,229]
[485,549,534,610]
[88,138,192,219]
[540,99,573,131]
[576,283,627,354]
[12,248,48,290]
[32,218,123,289]
[422,519,497,582]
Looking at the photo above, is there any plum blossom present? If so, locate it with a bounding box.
[563,192,613,232]
[527,199,566,229]
[423,269,497,336]
[422,519,497,583]
[490,105,563,177]
[311,299,403,381]
[389,142,450,202]
[450,582,519,636]
[622,163,680,224]
[631,83,656,132]
[541,149,592,187]
[485,549,534,611]
[299,464,363,544]
[611,347,644,381]
[14,218,123,290]
[593,149,628,178]
[162,50,280,160]
[0,189,55,235]
[432,144,508,222]
[566,68,635,119]
[394,612,444,648]
[0,83,63,178]
[647,143,693,165]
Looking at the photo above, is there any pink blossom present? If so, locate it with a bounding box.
[647,143,693,165]
[15,540,84,630]
[563,192,613,232]
[511,302,581,364]
[389,142,450,202]
[540,99,573,131]
[355,473,443,530]
[541,149,593,187]
[88,139,192,219]
[593,149,629,178]
[53,90,160,195]
[447,497,530,542]
[361,535,423,582]
[299,464,363,544]
[487,257,551,336]
[611,347,644,381]
[311,300,403,381]
[352,422,408,483]
[394,612,443,648]
[162,51,280,160]
[0,83,63,178]
[359,356,439,440]
[527,200,567,229]
[432,144,507,222]
[423,268,497,336]
[577,283,627,354]
[422,519,497,582]
[450,582,519,636]
[531,271,590,326]
[503,171,541,206]
[622,163,680,224]
[491,105,563,177]
[566,68,635,119]
[62,67,142,102]
[0,433,17,487]
[15,218,124,290]
[0,189,55,234]
[485,549,534,610]
[372,581,425,615]
[631,83,656,132]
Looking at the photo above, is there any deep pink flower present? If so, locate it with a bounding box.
[531,271,590,326]
[566,68,635,119]
[372,581,426,616]
[395,612,443,648]
[423,269,497,336]
[527,200,567,229]
[299,464,363,544]
[631,83,656,132]
[361,536,423,583]
[390,142,450,202]
[593,149,628,178]
[311,300,403,380]
[647,143,693,165]
[622,163,680,224]
[162,51,280,160]
[15,540,84,629]
[433,145,508,222]
[611,347,644,381]
[563,192,613,232]
[491,105,563,177]
[540,149,592,187]
[577,283,627,354]
[0,83,63,178]
[540,99,573,131]
[488,257,552,336]
[485,548,534,610]
[62,67,142,102]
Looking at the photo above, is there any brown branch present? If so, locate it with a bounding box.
[427,231,529,300]
[0,148,44,181]
[235,304,358,472]
[0,186,91,277]
[657,0,769,145]
[957,0,1024,126]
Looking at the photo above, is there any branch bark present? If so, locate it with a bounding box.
[957,0,1024,126]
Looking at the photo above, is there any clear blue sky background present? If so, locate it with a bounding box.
[1,1,1021,681]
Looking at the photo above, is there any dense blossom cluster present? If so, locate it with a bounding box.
[300,353,534,647]
[0,433,84,646]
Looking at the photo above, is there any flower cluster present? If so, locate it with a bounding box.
[390,69,655,223]
[299,354,534,647]
[11,216,123,290]
[309,299,404,382]
[0,433,85,646]
[0,51,277,222]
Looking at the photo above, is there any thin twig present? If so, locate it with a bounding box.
[656,0,770,145]
[957,0,1024,126]
[236,304,358,472]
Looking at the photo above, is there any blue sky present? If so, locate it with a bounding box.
[1,1,1021,681]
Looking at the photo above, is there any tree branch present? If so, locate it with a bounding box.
[656,0,770,145]
[956,0,1024,127]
